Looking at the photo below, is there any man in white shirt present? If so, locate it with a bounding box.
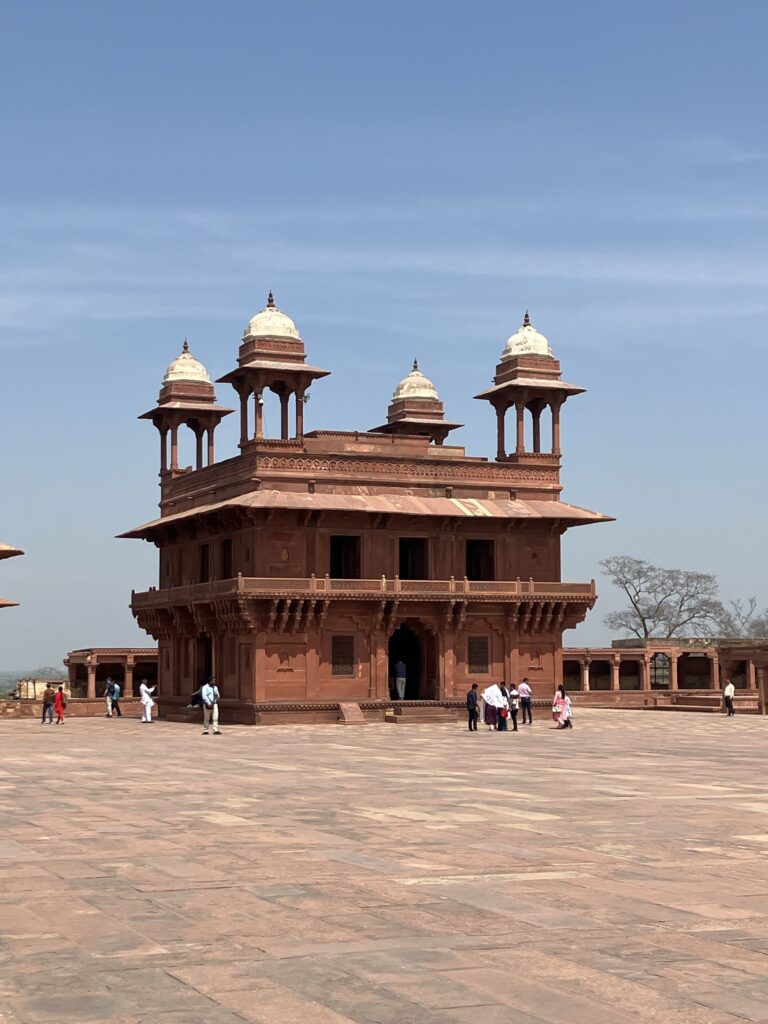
[201,678,221,735]
[518,678,533,725]
[723,677,736,717]
[139,679,155,723]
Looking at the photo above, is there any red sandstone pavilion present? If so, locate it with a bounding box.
[122,295,612,722]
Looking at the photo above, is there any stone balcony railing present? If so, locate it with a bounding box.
[132,575,596,607]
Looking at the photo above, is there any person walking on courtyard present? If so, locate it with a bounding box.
[509,684,520,732]
[139,679,155,723]
[518,678,533,725]
[105,677,116,717]
[53,685,67,725]
[563,687,573,729]
[201,677,221,735]
[394,660,407,701]
[724,677,736,717]
[466,682,479,731]
[481,682,504,731]
[41,683,55,724]
[552,684,567,728]
[111,679,122,718]
[497,683,510,731]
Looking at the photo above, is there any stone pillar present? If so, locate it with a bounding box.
[280,392,290,440]
[160,428,168,473]
[532,407,542,454]
[253,633,267,701]
[757,667,767,715]
[515,401,525,454]
[611,656,621,691]
[495,406,506,461]
[669,654,679,691]
[551,401,561,455]
[239,387,250,446]
[170,425,179,471]
[195,428,204,470]
[255,392,264,439]
[580,659,590,692]
[295,390,305,440]
[207,427,214,466]
[710,654,720,690]
[641,657,651,691]
[746,660,757,690]
[437,629,455,700]
[124,659,134,698]
[87,663,97,699]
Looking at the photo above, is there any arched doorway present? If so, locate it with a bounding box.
[388,622,436,700]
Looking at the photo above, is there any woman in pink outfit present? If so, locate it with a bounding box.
[552,685,568,728]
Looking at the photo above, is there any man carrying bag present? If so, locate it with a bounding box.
[201,678,221,736]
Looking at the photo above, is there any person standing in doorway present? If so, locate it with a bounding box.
[53,685,67,725]
[466,683,479,731]
[139,679,155,723]
[41,683,55,724]
[201,677,221,735]
[394,660,407,701]
[518,678,533,725]
[724,677,736,717]
[111,679,122,718]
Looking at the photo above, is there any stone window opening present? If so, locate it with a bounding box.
[221,538,233,580]
[330,536,361,579]
[332,635,356,676]
[468,636,490,675]
[199,543,210,584]
[399,538,429,580]
[466,539,495,581]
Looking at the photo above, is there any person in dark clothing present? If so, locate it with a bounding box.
[518,678,533,724]
[466,683,479,731]
[497,683,510,731]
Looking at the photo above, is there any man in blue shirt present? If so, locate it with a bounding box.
[201,678,221,735]
[111,679,122,718]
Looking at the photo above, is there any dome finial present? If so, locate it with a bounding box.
[413,357,419,372]
[267,291,275,309]
[523,310,531,327]
[182,338,189,354]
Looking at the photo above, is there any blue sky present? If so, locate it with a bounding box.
[1,0,767,667]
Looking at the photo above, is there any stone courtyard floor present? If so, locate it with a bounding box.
[2,710,768,1024]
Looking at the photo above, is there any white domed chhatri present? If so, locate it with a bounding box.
[392,360,440,402]
[245,291,301,341]
[501,311,554,360]
[163,340,212,385]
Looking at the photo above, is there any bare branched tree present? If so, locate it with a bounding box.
[715,598,768,638]
[600,555,723,638]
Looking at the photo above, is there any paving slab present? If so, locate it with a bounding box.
[1,710,767,1023]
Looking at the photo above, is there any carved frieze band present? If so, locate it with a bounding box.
[257,455,558,483]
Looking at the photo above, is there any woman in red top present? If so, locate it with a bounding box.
[53,686,67,724]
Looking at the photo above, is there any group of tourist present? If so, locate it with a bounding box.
[40,684,67,724]
[466,679,573,732]
[466,678,534,731]
[104,677,156,722]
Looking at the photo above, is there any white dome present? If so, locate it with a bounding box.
[163,341,212,384]
[245,292,300,340]
[501,312,553,360]
[392,360,440,401]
